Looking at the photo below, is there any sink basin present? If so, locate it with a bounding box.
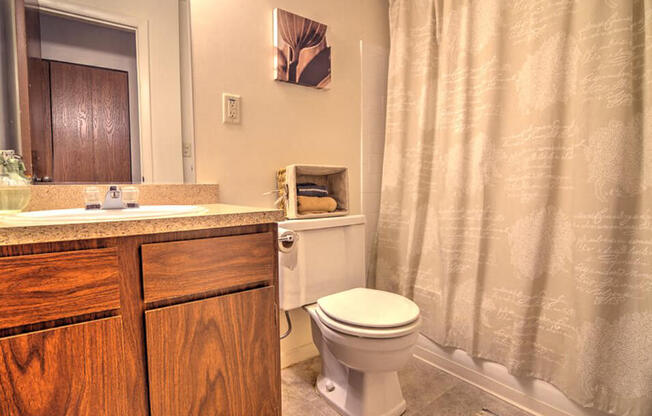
[1,205,208,224]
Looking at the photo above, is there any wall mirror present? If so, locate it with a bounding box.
[0,0,194,184]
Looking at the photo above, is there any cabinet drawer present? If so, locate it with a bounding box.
[141,232,275,304]
[0,248,121,330]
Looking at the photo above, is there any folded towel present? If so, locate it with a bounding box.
[297,182,329,197]
[297,196,338,214]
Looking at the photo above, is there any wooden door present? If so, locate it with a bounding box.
[145,287,281,416]
[0,317,128,416]
[50,61,131,183]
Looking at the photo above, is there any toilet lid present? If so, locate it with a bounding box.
[317,288,420,328]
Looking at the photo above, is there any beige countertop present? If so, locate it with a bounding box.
[24,184,221,211]
[0,204,284,246]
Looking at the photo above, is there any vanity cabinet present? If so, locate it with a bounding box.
[0,224,281,416]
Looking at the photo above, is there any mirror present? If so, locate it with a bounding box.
[2,0,194,184]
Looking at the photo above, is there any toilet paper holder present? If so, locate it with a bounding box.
[278,232,295,243]
[278,230,298,253]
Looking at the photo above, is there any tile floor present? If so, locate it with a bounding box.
[282,356,533,416]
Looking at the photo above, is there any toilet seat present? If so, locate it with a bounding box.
[314,288,421,339]
[315,306,421,339]
[317,288,420,328]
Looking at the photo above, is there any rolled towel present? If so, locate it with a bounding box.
[297,183,329,197]
[297,196,338,214]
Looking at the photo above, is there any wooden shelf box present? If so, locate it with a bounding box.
[277,164,349,219]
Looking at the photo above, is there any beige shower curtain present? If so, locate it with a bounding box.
[375,1,651,415]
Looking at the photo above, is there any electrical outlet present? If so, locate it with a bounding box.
[182,143,192,158]
[222,93,241,124]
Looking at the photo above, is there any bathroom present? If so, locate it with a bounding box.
[0,1,649,416]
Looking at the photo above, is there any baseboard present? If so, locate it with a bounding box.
[281,341,318,369]
[413,335,608,416]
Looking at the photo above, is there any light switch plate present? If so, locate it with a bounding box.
[182,143,192,158]
[222,93,241,124]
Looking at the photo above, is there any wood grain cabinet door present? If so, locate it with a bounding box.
[145,287,280,416]
[0,317,128,416]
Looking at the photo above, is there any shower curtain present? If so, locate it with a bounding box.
[375,1,651,415]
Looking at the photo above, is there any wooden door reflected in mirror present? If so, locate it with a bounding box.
[47,61,131,183]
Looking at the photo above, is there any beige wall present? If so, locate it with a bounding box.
[189,0,367,211]
[189,0,389,367]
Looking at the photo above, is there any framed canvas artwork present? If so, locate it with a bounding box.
[273,9,331,89]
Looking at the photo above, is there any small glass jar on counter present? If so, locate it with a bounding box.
[122,186,140,208]
[84,186,102,210]
[0,150,31,215]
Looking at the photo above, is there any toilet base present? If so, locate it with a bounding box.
[316,366,406,416]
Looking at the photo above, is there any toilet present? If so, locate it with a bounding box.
[278,215,421,416]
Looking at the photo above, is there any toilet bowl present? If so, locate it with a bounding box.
[303,288,420,416]
[278,216,421,416]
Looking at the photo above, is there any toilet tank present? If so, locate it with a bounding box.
[278,215,366,310]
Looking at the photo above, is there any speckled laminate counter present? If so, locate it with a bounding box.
[0,204,284,246]
[24,184,221,211]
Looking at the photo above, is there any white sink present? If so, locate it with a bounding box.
[1,205,207,224]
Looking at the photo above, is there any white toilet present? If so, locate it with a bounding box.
[278,215,421,416]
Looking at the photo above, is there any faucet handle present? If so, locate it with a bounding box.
[84,186,102,210]
[122,186,140,208]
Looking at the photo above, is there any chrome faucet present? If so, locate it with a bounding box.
[102,185,126,210]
